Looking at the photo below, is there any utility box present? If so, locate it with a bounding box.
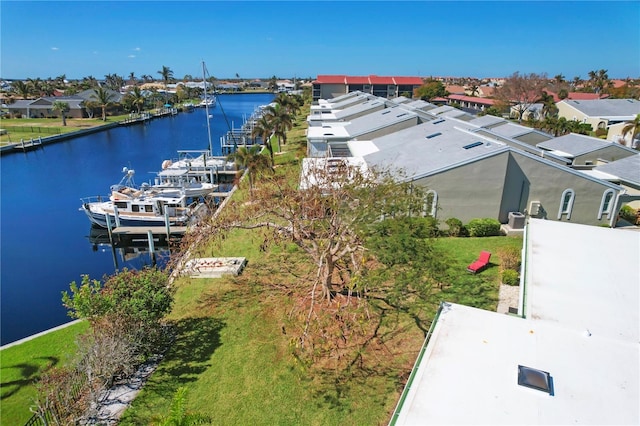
[508,212,526,229]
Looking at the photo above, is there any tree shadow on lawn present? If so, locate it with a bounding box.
[0,356,59,400]
[144,316,225,394]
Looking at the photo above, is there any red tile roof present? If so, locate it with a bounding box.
[313,75,423,85]
[447,94,496,105]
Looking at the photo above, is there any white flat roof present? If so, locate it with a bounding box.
[393,219,640,425]
[394,302,639,425]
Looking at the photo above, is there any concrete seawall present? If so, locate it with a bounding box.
[0,122,119,156]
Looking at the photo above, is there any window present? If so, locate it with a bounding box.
[558,189,575,219]
[424,190,438,217]
[598,189,615,220]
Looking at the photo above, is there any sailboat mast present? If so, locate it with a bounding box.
[203,61,213,155]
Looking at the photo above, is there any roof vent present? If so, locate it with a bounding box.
[517,365,554,395]
[426,132,442,139]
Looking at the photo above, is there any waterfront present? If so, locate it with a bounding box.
[0,93,274,345]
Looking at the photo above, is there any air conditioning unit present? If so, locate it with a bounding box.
[529,201,541,216]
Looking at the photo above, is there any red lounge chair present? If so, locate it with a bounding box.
[467,251,491,274]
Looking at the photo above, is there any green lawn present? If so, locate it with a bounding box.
[0,321,89,424]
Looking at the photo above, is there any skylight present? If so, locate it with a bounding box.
[517,365,553,395]
[433,119,445,124]
[462,141,483,149]
[426,132,442,139]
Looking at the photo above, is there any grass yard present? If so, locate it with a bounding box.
[0,321,89,424]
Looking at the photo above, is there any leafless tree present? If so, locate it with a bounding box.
[496,71,548,122]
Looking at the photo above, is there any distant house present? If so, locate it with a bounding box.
[446,94,496,114]
[556,99,640,145]
[7,96,86,119]
[6,89,124,119]
[312,75,423,101]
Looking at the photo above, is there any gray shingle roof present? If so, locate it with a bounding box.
[538,133,618,156]
[594,154,640,186]
[561,99,640,119]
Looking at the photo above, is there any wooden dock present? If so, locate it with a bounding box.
[112,226,187,236]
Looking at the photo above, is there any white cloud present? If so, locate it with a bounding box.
[51,47,59,51]
[128,55,136,58]
[133,47,141,51]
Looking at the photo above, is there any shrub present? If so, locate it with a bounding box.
[497,246,521,272]
[501,269,520,286]
[619,205,637,224]
[445,217,466,237]
[422,216,441,237]
[466,218,501,237]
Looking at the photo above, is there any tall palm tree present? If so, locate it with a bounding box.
[264,103,293,146]
[157,66,174,101]
[621,114,640,148]
[52,101,70,126]
[126,86,146,113]
[227,145,270,196]
[128,72,136,86]
[252,115,275,165]
[90,87,115,121]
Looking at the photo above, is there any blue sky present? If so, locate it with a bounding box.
[1,1,638,80]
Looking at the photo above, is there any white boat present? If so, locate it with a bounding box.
[81,167,209,228]
[81,187,208,229]
[198,97,216,108]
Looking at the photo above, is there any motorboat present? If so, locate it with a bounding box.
[80,167,209,228]
[81,188,208,229]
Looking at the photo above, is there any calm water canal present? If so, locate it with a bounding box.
[0,93,274,345]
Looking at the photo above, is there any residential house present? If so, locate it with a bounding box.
[312,75,423,101]
[357,118,624,227]
[390,218,639,425]
[556,99,640,145]
[5,89,123,119]
[306,93,631,228]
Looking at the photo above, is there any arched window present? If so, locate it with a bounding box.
[424,190,438,217]
[598,189,616,220]
[558,189,575,219]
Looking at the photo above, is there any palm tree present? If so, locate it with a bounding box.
[11,80,32,99]
[264,103,293,146]
[588,69,610,95]
[128,72,137,86]
[621,114,640,148]
[90,87,115,121]
[252,115,275,165]
[227,145,271,196]
[158,66,174,101]
[52,101,70,126]
[124,86,146,113]
[538,91,558,118]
